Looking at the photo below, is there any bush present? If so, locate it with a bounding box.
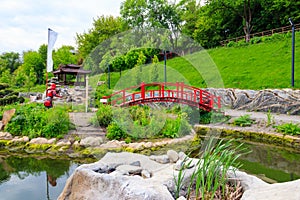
[95,104,113,127]
[0,83,9,90]
[94,84,113,106]
[250,37,262,44]
[106,122,127,140]
[227,41,236,47]
[199,110,230,124]
[232,114,255,127]
[276,123,300,135]
[4,103,71,139]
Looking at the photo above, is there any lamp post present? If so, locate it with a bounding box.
[164,50,167,83]
[289,18,295,87]
[107,64,110,89]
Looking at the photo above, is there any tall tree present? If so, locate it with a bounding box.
[76,15,126,59]
[22,51,44,84]
[205,0,262,42]
[120,0,182,49]
[0,52,22,74]
[53,45,78,68]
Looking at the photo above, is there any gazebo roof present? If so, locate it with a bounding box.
[53,64,91,75]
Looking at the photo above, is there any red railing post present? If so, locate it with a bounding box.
[217,96,221,109]
[199,90,203,104]
[141,82,145,99]
[123,90,125,104]
[210,96,214,108]
[176,82,179,97]
[181,82,184,99]
[161,84,165,98]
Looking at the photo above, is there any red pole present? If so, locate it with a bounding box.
[180,82,184,99]
[210,96,214,108]
[176,82,179,98]
[123,90,125,104]
[200,90,203,104]
[141,82,145,99]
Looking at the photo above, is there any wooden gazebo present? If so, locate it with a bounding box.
[53,64,91,86]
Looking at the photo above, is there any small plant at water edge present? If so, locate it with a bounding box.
[232,114,255,127]
[275,123,300,136]
[266,110,275,127]
[175,138,247,199]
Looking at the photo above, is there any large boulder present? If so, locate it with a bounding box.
[1,109,16,128]
[58,152,300,200]
[58,152,176,200]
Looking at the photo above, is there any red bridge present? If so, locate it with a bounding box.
[102,82,221,111]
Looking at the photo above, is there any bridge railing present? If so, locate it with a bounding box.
[102,82,221,110]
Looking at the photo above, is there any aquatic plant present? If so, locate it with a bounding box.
[175,138,246,200]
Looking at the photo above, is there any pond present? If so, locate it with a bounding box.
[1,140,300,199]
[0,154,82,200]
[237,141,300,183]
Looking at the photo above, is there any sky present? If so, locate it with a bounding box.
[0,0,123,54]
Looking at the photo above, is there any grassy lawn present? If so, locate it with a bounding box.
[94,32,300,90]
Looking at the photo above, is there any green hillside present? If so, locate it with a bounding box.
[100,32,300,90]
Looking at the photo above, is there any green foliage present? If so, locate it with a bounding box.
[76,15,126,60]
[150,55,159,82]
[0,83,9,90]
[276,123,300,136]
[94,83,113,107]
[178,138,246,200]
[53,45,78,69]
[232,114,255,127]
[104,105,191,141]
[266,110,275,127]
[95,104,113,127]
[106,122,127,140]
[199,110,230,124]
[4,103,71,139]
[250,37,262,44]
[0,85,24,106]
[0,52,21,74]
[43,106,71,138]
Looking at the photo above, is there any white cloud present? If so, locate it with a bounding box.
[0,0,123,54]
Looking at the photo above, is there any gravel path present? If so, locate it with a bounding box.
[225,109,300,124]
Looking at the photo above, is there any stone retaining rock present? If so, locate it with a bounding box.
[29,137,56,144]
[0,132,12,140]
[80,136,104,147]
[206,88,300,114]
[11,136,29,143]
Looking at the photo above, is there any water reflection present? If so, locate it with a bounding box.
[238,141,300,182]
[0,155,79,200]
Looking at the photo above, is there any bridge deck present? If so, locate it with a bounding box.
[102,82,221,111]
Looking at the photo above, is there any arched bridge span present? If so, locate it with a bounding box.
[102,82,221,112]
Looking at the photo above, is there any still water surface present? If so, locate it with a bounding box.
[0,155,80,200]
[1,141,300,200]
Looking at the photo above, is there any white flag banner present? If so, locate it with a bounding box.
[47,28,58,72]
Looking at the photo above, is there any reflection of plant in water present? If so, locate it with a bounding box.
[0,162,10,184]
[3,156,71,180]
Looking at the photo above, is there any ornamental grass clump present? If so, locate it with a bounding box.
[176,138,246,200]
[232,114,255,127]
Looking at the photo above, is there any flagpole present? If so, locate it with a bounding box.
[46,28,50,91]
[46,28,58,90]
